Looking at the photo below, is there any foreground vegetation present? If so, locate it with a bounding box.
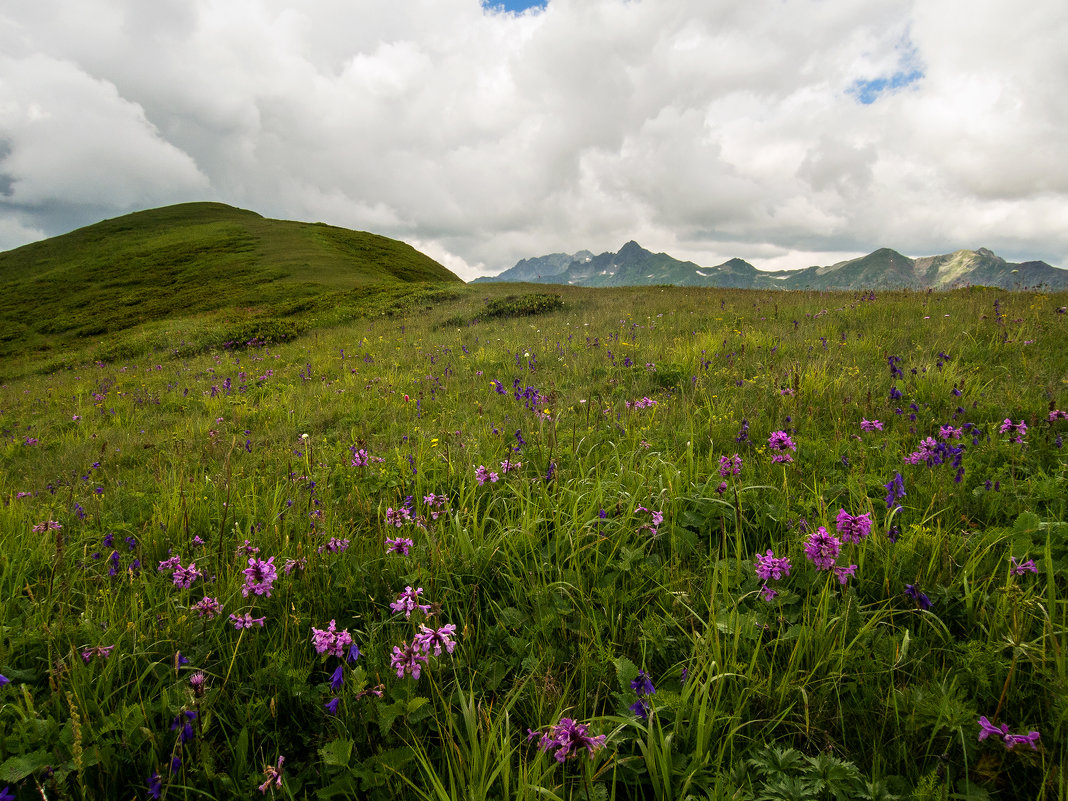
[1,283,1066,800]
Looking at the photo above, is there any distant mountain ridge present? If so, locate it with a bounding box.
[475,243,1068,290]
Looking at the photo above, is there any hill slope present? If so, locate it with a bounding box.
[0,202,459,363]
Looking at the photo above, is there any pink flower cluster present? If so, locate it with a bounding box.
[768,431,796,463]
[311,620,355,658]
[834,509,872,544]
[860,419,883,432]
[999,418,1027,443]
[390,586,432,619]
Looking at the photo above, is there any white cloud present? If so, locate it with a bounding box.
[1,0,1066,276]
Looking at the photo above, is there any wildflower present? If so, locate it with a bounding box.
[414,623,458,656]
[192,596,222,619]
[330,665,345,692]
[350,447,369,467]
[189,672,207,697]
[1010,557,1038,576]
[767,430,796,463]
[310,620,354,658]
[171,710,197,745]
[834,509,872,544]
[324,696,341,715]
[629,698,651,720]
[385,536,413,555]
[754,550,791,581]
[0,675,8,687]
[939,425,962,440]
[171,755,182,774]
[1048,409,1067,421]
[146,773,162,799]
[718,454,742,478]
[385,506,413,527]
[475,465,500,485]
[390,586,431,618]
[803,527,840,570]
[530,718,606,763]
[904,584,932,610]
[318,537,350,555]
[191,535,205,548]
[390,641,430,680]
[229,613,266,630]
[631,671,656,697]
[860,419,883,432]
[999,418,1027,443]
[282,558,305,575]
[242,556,277,597]
[172,562,203,589]
[834,564,858,585]
[760,584,779,602]
[258,756,285,794]
[1003,731,1041,750]
[883,472,906,509]
[347,643,361,663]
[499,458,523,474]
[32,520,63,533]
[904,437,940,465]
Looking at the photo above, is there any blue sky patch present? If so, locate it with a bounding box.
[483,0,548,14]
[850,69,924,104]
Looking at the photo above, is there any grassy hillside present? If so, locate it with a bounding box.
[0,202,460,373]
[0,283,1065,799]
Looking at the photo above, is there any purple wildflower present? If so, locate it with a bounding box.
[324,696,341,715]
[1003,731,1041,750]
[310,620,354,658]
[242,556,277,597]
[860,419,883,432]
[718,454,743,478]
[390,641,430,680]
[170,710,197,745]
[754,550,791,581]
[258,756,285,794]
[172,562,203,589]
[1010,557,1037,576]
[330,665,345,692]
[834,564,858,585]
[414,623,458,656]
[147,773,162,799]
[904,584,932,610]
[31,520,63,533]
[768,430,796,463]
[385,536,413,555]
[475,465,500,485]
[631,671,656,697]
[884,472,906,509]
[229,613,266,630]
[834,509,872,544]
[530,718,606,763]
[803,527,840,570]
[192,596,222,619]
[390,586,431,619]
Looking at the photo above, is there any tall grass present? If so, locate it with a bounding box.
[0,284,1065,799]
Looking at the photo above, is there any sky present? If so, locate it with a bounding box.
[1,0,1066,281]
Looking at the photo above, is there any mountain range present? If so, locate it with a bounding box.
[474,242,1068,290]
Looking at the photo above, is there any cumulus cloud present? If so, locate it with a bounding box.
[1,0,1066,280]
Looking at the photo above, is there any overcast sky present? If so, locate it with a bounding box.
[2,0,1066,280]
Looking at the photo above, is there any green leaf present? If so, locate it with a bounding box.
[320,738,353,768]
[0,749,53,782]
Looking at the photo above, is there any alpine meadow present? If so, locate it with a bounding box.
[0,206,1067,801]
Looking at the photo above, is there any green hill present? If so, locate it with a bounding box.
[0,202,461,372]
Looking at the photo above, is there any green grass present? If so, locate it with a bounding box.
[0,281,1066,799]
[0,202,460,374]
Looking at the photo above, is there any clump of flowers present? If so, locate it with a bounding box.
[192,597,222,618]
[860,419,883,432]
[172,562,203,589]
[803,527,841,570]
[32,520,63,533]
[754,549,791,601]
[884,472,906,510]
[390,586,431,619]
[385,536,414,555]
[629,670,656,720]
[528,718,607,763]
[317,537,350,555]
[718,454,742,478]
[242,556,277,597]
[834,509,872,543]
[414,623,458,656]
[390,640,430,680]
[475,465,499,485]
[626,397,658,410]
[767,431,796,463]
[999,418,1027,443]
[258,756,285,794]
[80,645,115,663]
[311,620,355,658]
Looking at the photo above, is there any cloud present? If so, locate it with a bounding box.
[1,0,1066,279]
